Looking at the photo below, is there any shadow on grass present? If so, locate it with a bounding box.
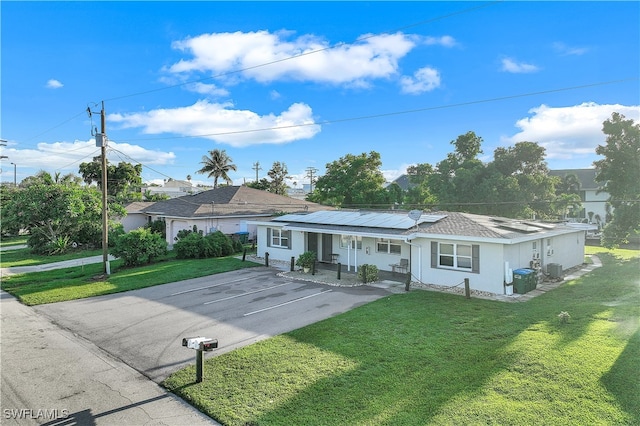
[601,328,640,424]
[246,253,639,425]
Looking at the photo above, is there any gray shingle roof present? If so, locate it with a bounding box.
[141,185,328,218]
[549,168,599,190]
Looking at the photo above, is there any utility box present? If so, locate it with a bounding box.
[513,268,537,294]
[548,263,563,279]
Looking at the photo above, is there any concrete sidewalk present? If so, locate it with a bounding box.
[0,291,218,426]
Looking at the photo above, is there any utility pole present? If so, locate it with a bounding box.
[252,161,262,182]
[306,167,318,193]
[98,102,110,275]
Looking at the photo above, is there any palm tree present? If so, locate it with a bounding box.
[196,149,237,188]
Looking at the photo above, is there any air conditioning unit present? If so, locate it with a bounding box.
[548,263,563,279]
[547,248,554,256]
[532,251,540,259]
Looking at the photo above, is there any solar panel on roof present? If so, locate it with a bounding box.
[498,223,542,233]
[274,210,446,230]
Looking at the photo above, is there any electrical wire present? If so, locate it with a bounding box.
[119,77,638,142]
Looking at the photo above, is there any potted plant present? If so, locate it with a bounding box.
[296,251,317,273]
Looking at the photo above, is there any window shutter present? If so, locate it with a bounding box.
[285,230,291,249]
[472,244,480,273]
[267,228,272,247]
[431,241,438,268]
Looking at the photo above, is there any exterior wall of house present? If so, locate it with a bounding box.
[121,213,148,232]
[583,189,608,225]
[162,217,258,246]
[416,238,506,295]
[541,232,585,274]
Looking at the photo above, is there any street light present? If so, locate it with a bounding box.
[10,162,16,186]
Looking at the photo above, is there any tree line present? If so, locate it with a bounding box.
[306,113,639,248]
[0,112,637,250]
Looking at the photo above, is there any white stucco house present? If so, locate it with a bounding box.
[249,210,587,295]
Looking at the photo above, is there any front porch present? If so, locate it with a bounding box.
[306,260,410,285]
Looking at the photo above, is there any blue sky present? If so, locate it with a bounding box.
[1,1,639,188]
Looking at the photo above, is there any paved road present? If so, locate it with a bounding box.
[35,267,391,383]
[0,291,217,426]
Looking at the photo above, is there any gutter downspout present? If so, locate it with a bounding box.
[404,236,422,283]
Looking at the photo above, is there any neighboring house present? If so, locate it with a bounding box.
[140,186,329,245]
[549,169,608,226]
[250,210,587,295]
[141,179,205,199]
[121,201,157,232]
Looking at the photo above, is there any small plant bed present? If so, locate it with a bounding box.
[163,247,639,425]
[1,254,260,305]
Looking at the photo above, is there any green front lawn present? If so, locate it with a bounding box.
[0,235,29,247]
[163,247,640,425]
[0,246,103,267]
[1,253,260,305]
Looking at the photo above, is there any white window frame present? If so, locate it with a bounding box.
[340,235,362,250]
[438,242,472,270]
[376,238,402,255]
[269,228,290,248]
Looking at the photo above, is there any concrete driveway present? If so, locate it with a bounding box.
[35,267,390,383]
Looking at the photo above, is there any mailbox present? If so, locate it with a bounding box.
[200,339,218,351]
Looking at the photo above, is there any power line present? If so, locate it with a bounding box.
[120,77,638,142]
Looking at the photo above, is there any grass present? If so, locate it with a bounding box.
[1,253,260,305]
[163,247,640,425]
[0,246,103,267]
[0,235,29,247]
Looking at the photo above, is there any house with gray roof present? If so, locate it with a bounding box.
[137,185,329,244]
[549,168,608,226]
[249,210,587,295]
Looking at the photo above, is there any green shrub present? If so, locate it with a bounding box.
[358,264,379,283]
[111,228,168,266]
[207,231,234,257]
[145,219,167,238]
[174,230,237,259]
[296,251,317,270]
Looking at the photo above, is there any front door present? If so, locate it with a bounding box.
[322,234,333,262]
[307,233,318,258]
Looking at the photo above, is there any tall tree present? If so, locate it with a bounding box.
[79,157,142,201]
[196,149,237,188]
[267,161,290,196]
[404,163,437,207]
[593,112,640,247]
[308,151,387,208]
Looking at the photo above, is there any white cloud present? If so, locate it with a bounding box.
[168,30,417,86]
[46,79,63,89]
[270,90,282,100]
[2,140,175,173]
[400,67,441,94]
[504,102,640,160]
[500,57,539,73]
[552,42,589,56]
[424,35,457,48]
[109,100,321,147]
[187,82,229,97]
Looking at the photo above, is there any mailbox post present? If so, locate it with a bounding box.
[182,337,218,383]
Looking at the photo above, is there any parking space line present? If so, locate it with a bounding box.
[243,289,333,316]
[170,277,249,296]
[203,282,292,305]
